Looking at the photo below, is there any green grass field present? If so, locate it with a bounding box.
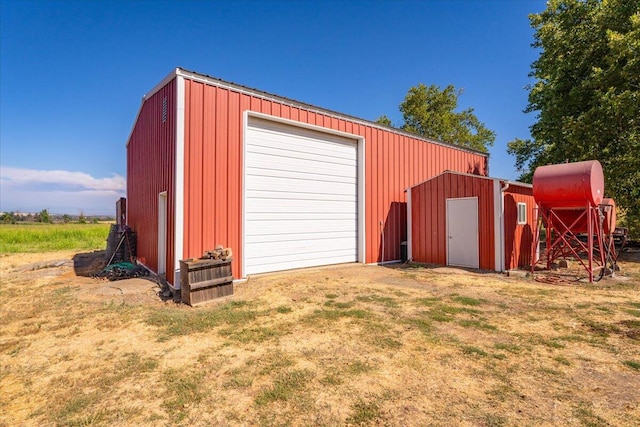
[0,223,111,253]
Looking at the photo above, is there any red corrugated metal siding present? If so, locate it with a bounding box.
[410,173,495,270]
[503,185,535,270]
[127,79,176,277]
[181,79,488,278]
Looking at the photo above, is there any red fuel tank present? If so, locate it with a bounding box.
[533,160,604,208]
[550,200,615,234]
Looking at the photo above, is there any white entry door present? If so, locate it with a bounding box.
[446,197,479,268]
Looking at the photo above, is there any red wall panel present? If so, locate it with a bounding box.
[503,185,536,270]
[411,173,495,270]
[174,76,488,279]
[127,79,176,276]
[410,173,535,271]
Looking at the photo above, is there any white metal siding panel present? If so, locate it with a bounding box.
[245,117,358,274]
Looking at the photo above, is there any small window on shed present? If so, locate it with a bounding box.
[517,202,527,225]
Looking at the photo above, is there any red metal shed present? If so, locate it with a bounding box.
[127,68,489,288]
[407,171,536,271]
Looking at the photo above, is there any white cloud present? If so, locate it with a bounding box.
[0,166,125,192]
[0,166,125,215]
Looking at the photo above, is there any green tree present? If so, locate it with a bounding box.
[375,115,393,127]
[397,84,495,152]
[508,0,640,234]
[1,212,15,224]
[62,214,71,223]
[78,212,86,224]
[35,209,50,223]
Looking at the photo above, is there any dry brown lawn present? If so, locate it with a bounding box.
[1,249,639,426]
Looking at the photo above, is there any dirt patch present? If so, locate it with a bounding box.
[1,251,639,426]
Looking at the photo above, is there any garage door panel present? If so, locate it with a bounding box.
[246,230,355,244]
[247,237,356,257]
[247,198,356,214]
[247,141,357,165]
[246,189,356,202]
[245,117,358,275]
[247,219,356,236]
[247,122,357,159]
[247,168,356,187]
[247,211,356,221]
[246,154,356,177]
[247,177,356,199]
[246,251,357,275]
[247,250,356,267]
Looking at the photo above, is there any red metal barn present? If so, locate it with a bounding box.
[127,68,488,288]
[407,171,535,271]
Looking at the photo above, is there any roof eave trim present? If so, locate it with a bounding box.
[405,170,532,192]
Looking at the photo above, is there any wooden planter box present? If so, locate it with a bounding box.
[179,258,233,306]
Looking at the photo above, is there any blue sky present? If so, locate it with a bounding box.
[1,0,545,215]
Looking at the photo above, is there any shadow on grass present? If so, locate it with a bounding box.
[383,261,499,275]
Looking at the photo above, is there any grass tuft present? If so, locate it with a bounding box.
[451,295,486,306]
[623,360,640,370]
[224,368,254,388]
[414,297,440,306]
[572,403,608,427]
[346,360,374,375]
[255,369,312,406]
[375,336,403,349]
[462,346,488,357]
[54,393,100,425]
[408,317,433,335]
[356,294,399,308]
[324,300,355,309]
[162,369,205,422]
[218,326,283,343]
[458,319,498,331]
[146,300,258,340]
[276,305,292,314]
[346,398,381,425]
[624,309,640,318]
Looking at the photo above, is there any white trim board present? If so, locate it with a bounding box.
[172,74,186,289]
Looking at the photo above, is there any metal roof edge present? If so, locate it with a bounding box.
[174,67,488,157]
[126,69,180,148]
[125,96,145,149]
[405,170,532,192]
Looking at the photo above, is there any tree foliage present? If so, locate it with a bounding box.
[508,0,640,233]
[381,84,495,153]
[375,115,393,127]
[35,209,50,223]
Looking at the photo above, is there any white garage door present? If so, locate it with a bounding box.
[244,117,358,275]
